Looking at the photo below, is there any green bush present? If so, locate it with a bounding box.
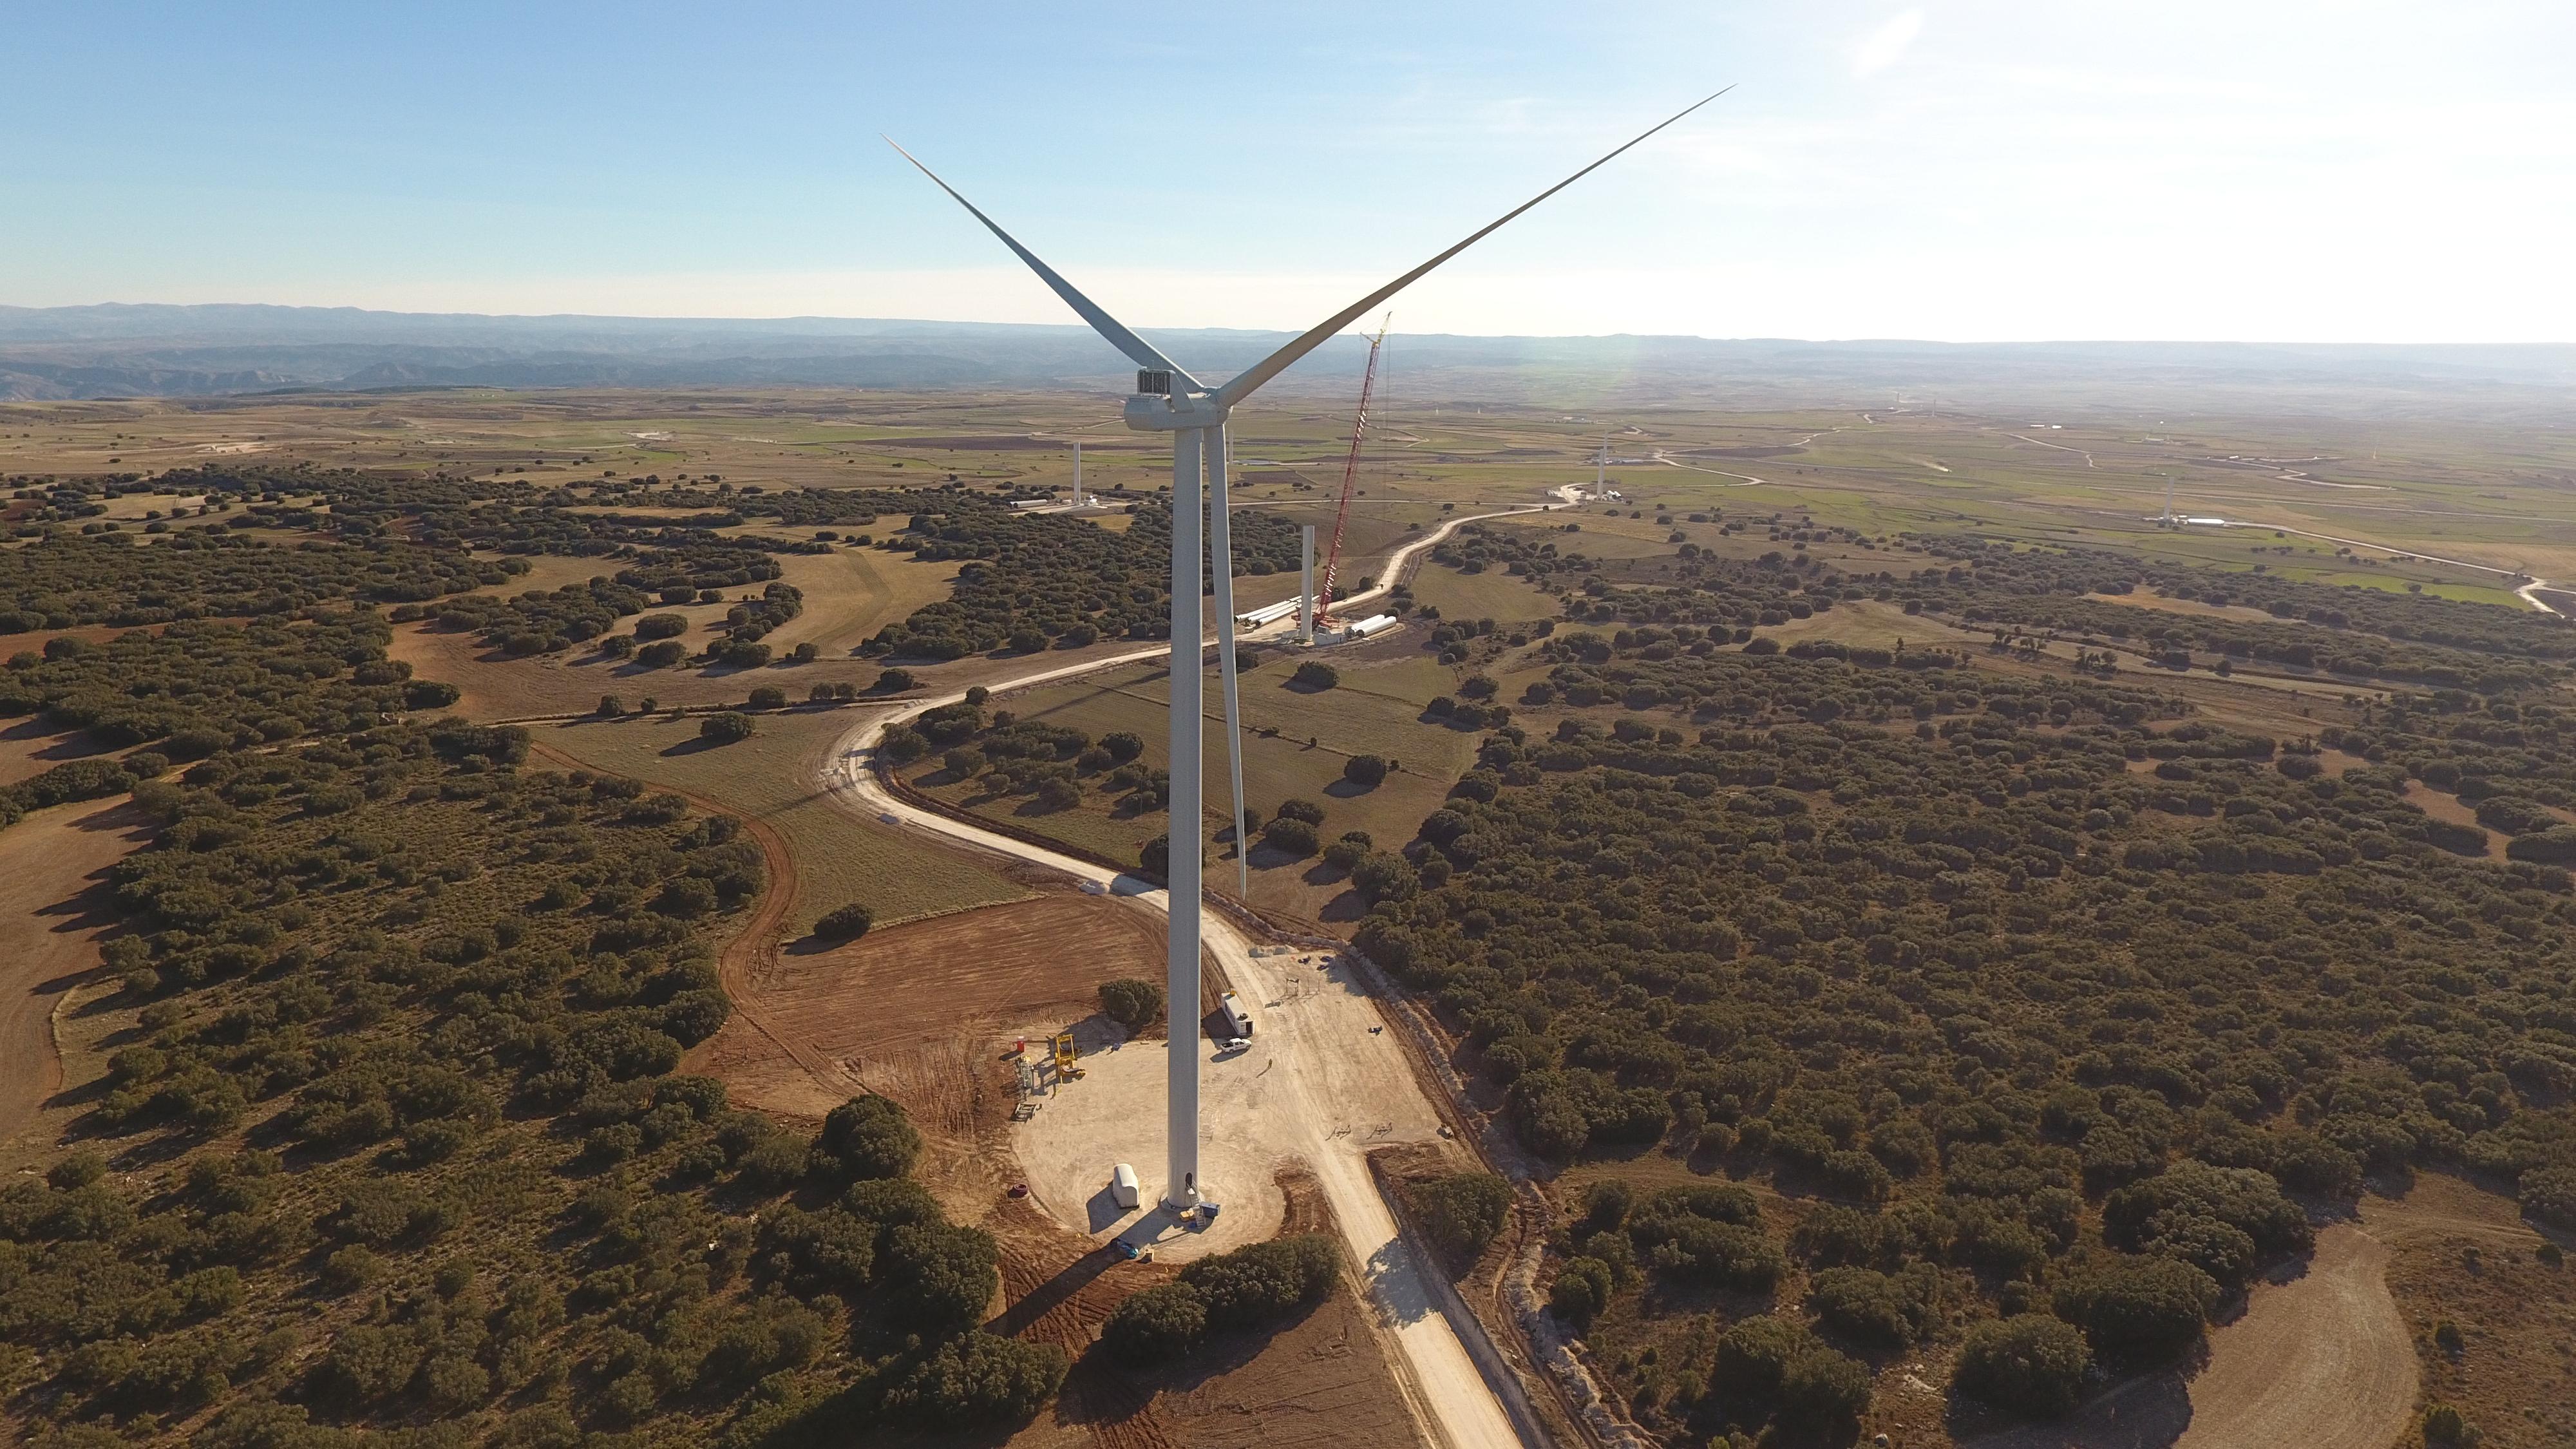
[1101,1282,1208,1364]
[880,1334,1066,1425]
[1342,753,1389,788]
[1550,1256,1614,1323]
[1407,1171,1512,1267]
[2052,1253,2216,1364]
[813,902,875,942]
[1951,1314,2091,1419]
[1098,978,1164,1030]
[813,1095,920,1182]
[698,711,754,744]
[1291,661,1338,690]
[882,1221,1000,1331]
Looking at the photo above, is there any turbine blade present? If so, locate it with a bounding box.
[1205,424,1251,898]
[1214,88,1732,410]
[885,137,1200,388]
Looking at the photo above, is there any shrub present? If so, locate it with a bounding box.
[1808,1265,1938,1346]
[698,711,754,744]
[1098,978,1164,1030]
[1274,797,1325,826]
[2519,1164,2576,1229]
[1261,817,1318,857]
[747,686,788,710]
[813,1095,920,1182]
[1951,1314,2091,1419]
[636,639,687,668]
[1408,1172,1512,1267]
[881,1332,1066,1425]
[1101,1282,1207,1364]
[882,1221,1001,1331]
[813,902,875,943]
[1342,753,1389,788]
[1179,1234,1340,1328]
[2052,1253,2216,1364]
[876,667,916,692]
[1291,661,1338,690]
[634,613,688,640]
[1100,730,1144,762]
[1550,1256,1614,1323]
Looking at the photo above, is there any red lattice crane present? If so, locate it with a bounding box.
[1314,314,1391,631]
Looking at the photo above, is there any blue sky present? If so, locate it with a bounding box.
[7,1,2573,341]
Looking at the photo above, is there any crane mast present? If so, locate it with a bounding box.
[1315,314,1390,630]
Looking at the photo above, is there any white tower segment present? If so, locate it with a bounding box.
[888,87,1727,1211]
[1298,524,1316,645]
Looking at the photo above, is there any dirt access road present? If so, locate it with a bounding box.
[826,504,1548,1449]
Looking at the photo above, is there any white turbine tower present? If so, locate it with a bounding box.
[891,90,1725,1211]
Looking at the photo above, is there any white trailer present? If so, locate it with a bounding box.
[1219,992,1254,1038]
[1110,1162,1141,1210]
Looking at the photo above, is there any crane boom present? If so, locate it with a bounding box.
[1315,315,1390,630]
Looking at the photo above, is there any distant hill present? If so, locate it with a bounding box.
[4,303,2571,414]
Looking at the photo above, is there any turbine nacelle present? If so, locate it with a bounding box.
[1122,387,1229,433]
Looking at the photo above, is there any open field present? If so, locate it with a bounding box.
[533,705,1031,933]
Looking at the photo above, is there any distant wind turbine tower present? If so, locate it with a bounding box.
[889,88,1727,1211]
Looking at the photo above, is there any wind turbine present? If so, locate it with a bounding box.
[891,89,1727,1212]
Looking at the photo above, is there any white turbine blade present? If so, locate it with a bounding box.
[885,137,1200,388]
[1215,88,1731,410]
[1206,424,1251,898]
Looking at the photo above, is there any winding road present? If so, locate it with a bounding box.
[820,504,1549,1449]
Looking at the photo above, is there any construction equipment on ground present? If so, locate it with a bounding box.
[1314,314,1390,631]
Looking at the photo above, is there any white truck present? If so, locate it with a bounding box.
[1219,992,1254,1040]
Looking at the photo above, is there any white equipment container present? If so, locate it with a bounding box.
[1110,1162,1141,1209]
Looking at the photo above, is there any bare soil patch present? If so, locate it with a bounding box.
[692,894,1163,1137]
[0,799,158,1148]
[2404,783,2508,860]
[0,719,117,789]
[2086,591,2290,625]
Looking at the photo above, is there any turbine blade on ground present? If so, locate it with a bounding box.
[885,137,1200,388]
[1213,88,1731,410]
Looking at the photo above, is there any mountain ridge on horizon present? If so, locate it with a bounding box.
[5,301,2571,410]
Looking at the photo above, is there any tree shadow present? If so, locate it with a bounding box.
[1945,1367,2193,1449]
[1316,889,1369,923]
[989,1245,1122,1339]
[1321,779,1377,799]
[659,736,734,757]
